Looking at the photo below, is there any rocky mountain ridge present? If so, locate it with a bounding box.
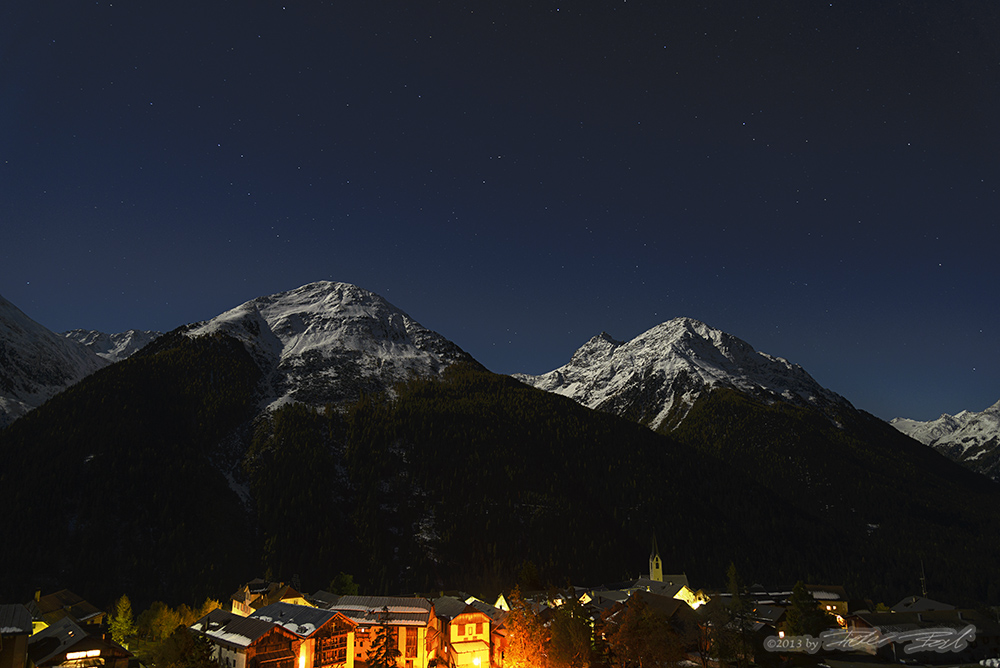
[63,328,162,363]
[4,284,1000,605]
[0,293,108,427]
[1,282,477,428]
[514,317,851,430]
[185,281,478,409]
[891,400,1000,482]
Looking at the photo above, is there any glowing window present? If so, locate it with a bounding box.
[66,650,101,660]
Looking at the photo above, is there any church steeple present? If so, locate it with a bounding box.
[649,535,663,582]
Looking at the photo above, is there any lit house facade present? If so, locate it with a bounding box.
[446,606,491,667]
[251,603,356,668]
[230,580,312,618]
[26,619,130,668]
[431,597,507,668]
[324,596,435,668]
[26,591,105,636]
[192,609,302,668]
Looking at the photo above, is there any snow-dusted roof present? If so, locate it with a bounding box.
[0,604,32,635]
[329,595,431,614]
[326,596,432,627]
[251,603,348,637]
[192,609,289,649]
[806,585,848,601]
[27,618,129,667]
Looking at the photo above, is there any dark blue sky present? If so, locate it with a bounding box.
[2,1,998,421]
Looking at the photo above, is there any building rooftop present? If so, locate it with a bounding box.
[251,603,347,637]
[28,618,129,667]
[326,596,432,627]
[0,604,32,635]
[28,590,104,626]
[192,609,289,648]
[891,595,956,613]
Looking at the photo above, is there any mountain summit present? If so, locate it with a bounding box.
[0,293,108,427]
[515,317,850,430]
[891,399,1000,482]
[186,281,477,408]
[62,328,162,363]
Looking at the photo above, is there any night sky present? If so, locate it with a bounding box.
[2,1,998,422]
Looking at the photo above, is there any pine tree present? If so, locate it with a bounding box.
[785,581,836,637]
[109,595,136,648]
[368,607,400,668]
[726,563,751,668]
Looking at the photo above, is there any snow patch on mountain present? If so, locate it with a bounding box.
[514,317,851,430]
[186,281,475,409]
[891,400,1000,481]
[1,294,109,427]
[63,329,162,363]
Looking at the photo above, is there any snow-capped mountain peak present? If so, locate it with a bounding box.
[568,332,623,368]
[186,281,475,409]
[515,317,850,430]
[63,328,162,363]
[891,400,1000,481]
[0,294,109,427]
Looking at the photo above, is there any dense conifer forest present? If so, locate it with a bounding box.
[0,331,261,604]
[2,332,999,609]
[670,389,1000,604]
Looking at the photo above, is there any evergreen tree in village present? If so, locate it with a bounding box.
[109,595,136,648]
[785,581,836,637]
[369,607,401,668]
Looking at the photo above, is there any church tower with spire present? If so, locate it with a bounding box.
[649,536,663,582]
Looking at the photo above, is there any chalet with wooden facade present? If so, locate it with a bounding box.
[250,603,356,668]
[191,609,302,668]
[322,596,434,668]
[431,597,507,668]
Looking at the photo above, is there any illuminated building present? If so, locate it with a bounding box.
[1,604,32,668]
[26,592,104,636]
[250,604,356,668]
[26,618,130,668]
[323,596,434,668]
[229,580,312,618]
[191,609,303,668]
[432,597,507,668]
